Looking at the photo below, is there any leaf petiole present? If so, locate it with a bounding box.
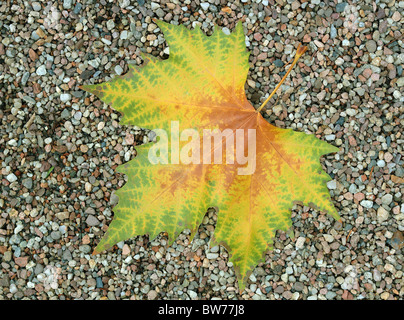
[256,43,308,113]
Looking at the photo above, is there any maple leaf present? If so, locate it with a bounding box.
[80,20,340,291]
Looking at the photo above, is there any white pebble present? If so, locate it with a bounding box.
[14,224,24,234]
[120,30,128,40]
[360,200,373,209]
[36,65,47,76]
[97,122,105,130]
[335,57,344,66]
[60,93,71,102]
[6,173,17,183]
[9,284,17,294]
[85,182,92,192]
[206,253,218,260]
[346,108,357,116]
[377,160,385,167]
[222,27,230,35]
[106,19,115,30]
[200,2,210,11]
[327,180,337,190]
[377,206,389,223]
[115,65,123,75]
[295,236,306,250]
[151,2,160,10]
[64,121,74,134]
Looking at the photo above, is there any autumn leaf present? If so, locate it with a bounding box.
[80,20,339,291]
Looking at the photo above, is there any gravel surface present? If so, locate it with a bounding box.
[0,0,403,300]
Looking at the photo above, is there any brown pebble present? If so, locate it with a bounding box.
[80,145,89,153]
[390,231,404,250]
[29,48,38,61]
[33,83,41,94]
[303,34,311,42]
[391,175,404,184]
[36,27,46,38]
[54,144,67,153]
[82,234,91,244]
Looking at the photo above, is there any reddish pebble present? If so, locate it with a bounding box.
[82,234,90,244]
[362,68,372,78]
[371,73,380,81]
[348,136,357,146]
[122,244,130,255]
[15,256,28,268]
[342,290,354,300]
[253,33,263,41]
[354,193,365,201]
[303,34,311,42]
[125,132,135,145]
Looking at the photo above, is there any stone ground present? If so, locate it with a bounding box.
[0,0,403,300]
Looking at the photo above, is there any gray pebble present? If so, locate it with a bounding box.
[86,215,100,227]
[381,194,393,206]
[51,231,61,240]
[335,2,347,12]
[22,178,33,189]
[326,291,337,299]
[21,72,30,85]
[366,40,377,53]
[293,282,304,291]
[62,250,72,261]
[79,245,92,254]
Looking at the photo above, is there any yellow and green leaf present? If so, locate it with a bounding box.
[81,20,339,292]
